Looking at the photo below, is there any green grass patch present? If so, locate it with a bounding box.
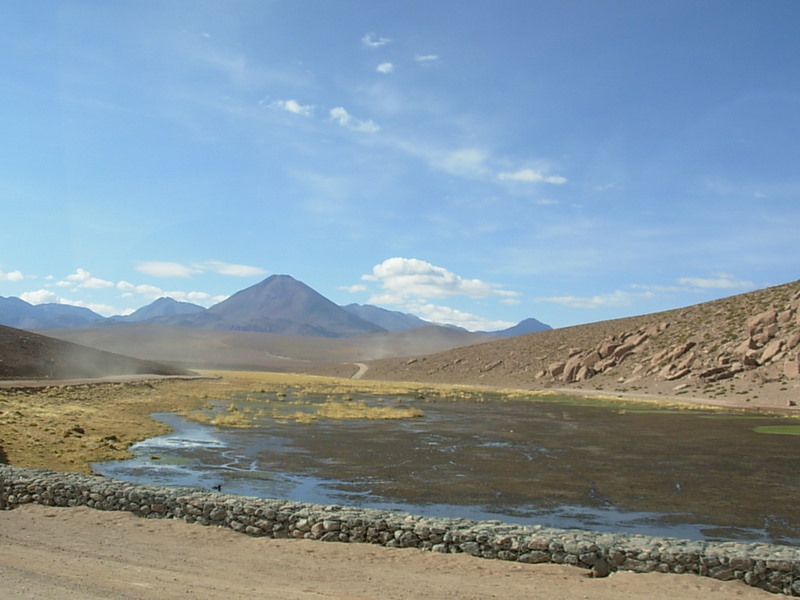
[753,425,800,436]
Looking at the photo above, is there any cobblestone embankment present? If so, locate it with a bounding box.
[2,465,799,596]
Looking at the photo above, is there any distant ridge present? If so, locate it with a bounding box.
[2,275,552,338]
[341,304,430,331]
[488,317,551,338]
[0,296,102,329]
[108,297,205,324]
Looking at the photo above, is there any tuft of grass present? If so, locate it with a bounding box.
[315,399,423,421]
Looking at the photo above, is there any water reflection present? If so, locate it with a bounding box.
[93,396,800,545]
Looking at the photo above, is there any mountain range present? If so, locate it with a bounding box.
[0,274,550,338]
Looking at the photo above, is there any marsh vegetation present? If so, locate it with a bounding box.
[86,371,800,545]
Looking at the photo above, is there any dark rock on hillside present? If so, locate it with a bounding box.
[178,275,386,338]
[0,297,103,329]
[342,303,431,331]
[0,324,194,380]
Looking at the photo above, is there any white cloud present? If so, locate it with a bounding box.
[20,289,59,304]
[117,280,225,307]
[57,268,114,289]
[136,261,198,278]
[18,288,119,316]
[62,299,118,316]
[362,32,392,48]
[270,99,313,116]
[361,257,520,304]
[330,106,380,133]
[408,302,515,331]
[196,261,267,277]
[166,290,228,305]
[676,273,755,290]
[414,54,439,63]
[117,281,166,299]
[497,168,567,185]
[376,62,394,74]
[0,269,24,281]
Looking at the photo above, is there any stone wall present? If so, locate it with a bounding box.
[2,465,799,596]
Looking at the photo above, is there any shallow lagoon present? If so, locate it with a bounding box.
[94,392,800,544]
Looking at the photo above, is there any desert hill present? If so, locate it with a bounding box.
[335,280,800,407]
[0,324,195,380]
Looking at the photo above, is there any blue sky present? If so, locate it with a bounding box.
[1,1,798,331]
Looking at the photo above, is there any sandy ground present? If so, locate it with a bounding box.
[0,504,774,600]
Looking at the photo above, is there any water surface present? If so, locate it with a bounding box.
[93,393,800,544]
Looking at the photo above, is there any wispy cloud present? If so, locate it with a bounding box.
[497,168,567,185]
[541,273,758,311]
[676,273,756,290]
[198,260,267,277]
[270,99,313,116]
[376,62,394,74]
[631,274,757,293]
[389,139,490,178]
[414,54,439,64]
[136,262,199,278]
[537,290,655,309]
[361,32,392,48]
[389,136,564,185]
[341,284,368,293]
[136,260,265,278]
[330,106,380,133]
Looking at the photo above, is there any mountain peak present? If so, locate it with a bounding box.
[192,275,385,337]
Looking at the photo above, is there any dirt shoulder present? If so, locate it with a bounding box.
[0,503,775,600]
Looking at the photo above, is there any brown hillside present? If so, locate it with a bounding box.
[344,280,800,409]
[0,325,195,380]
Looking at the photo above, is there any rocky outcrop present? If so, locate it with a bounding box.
[527,287,800,388]
[361,281,800,397]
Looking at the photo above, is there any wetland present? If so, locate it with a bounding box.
[87,373,800,545]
